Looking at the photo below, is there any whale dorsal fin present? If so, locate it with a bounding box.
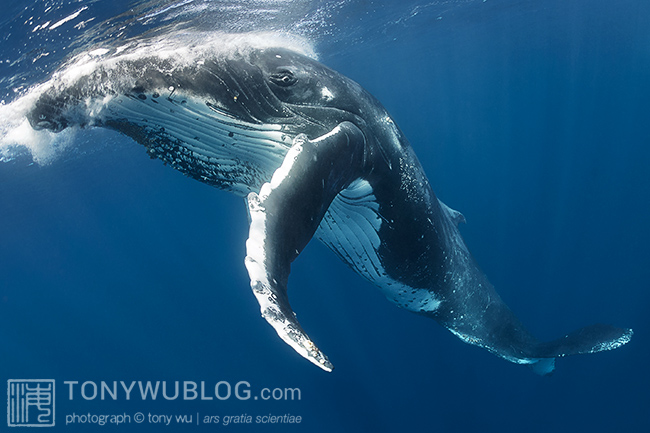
[439,200,466,226]
[244,122,366,371]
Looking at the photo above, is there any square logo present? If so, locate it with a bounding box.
[7,379,55,427]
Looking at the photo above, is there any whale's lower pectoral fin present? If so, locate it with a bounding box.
[244,122,366,372]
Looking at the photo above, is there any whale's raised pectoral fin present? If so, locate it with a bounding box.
[244,122,366,372]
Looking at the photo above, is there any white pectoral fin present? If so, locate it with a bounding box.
[245,191,334,371]
[244,122,366,372]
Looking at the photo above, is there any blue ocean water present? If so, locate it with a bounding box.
[1,0,649,432]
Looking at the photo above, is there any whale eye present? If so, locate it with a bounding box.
[269,69,297,87]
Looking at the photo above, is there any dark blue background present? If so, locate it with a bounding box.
[1,0,649,431]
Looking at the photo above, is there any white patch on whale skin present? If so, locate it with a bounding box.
[317,178,441,313]
[263,136,305,192]
[321,87,334,101]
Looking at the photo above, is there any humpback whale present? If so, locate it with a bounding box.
[26,36,632,374]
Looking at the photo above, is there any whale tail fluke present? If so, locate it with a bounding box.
[536,324,633,358]
[526,324,633,375]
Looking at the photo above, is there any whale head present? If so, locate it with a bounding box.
[28,46,372,137]
[25,43,390,194]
